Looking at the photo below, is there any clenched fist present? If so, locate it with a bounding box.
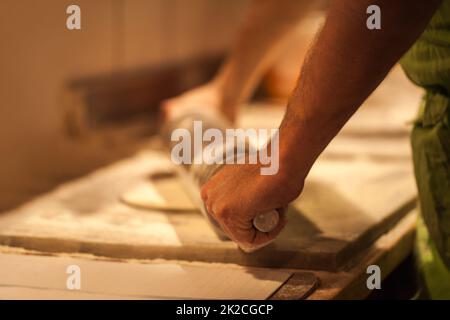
[200,162,304,252]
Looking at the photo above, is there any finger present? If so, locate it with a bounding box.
[279,206,288,215]
[204,201,213,219]
[209,201,250,245]
[209,199,231,230]
[200,185,208,202]
[201,184,220,219]
[203,191,218,222]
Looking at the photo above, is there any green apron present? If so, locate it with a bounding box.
[400,0,450,299]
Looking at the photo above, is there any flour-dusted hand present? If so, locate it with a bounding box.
[200,162,303,252]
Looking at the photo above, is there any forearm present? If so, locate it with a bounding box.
[279,0,442,181]
[214,0,314,120]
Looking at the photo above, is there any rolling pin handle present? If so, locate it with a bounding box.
[253,209,280,233]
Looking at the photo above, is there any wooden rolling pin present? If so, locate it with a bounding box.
[161,110,280,240]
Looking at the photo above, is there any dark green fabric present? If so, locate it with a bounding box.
[416,214,450,299]
[411,91,450,269]
[400,0,450,297]
[401,0,450,95]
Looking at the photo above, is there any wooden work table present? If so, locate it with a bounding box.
[0,210,415,299]
[0,130,418,299]
[0,67,422,299]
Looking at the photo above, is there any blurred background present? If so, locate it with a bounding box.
[0,0,250,211]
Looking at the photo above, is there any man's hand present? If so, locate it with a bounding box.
[200,162,303,251]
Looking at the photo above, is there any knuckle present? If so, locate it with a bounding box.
[241,236,255,247]
[200,186,209,201]
[240,240,257,251]
[215,204,231,220]
[238,229,256,245]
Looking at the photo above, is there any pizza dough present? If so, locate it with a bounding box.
[120,171,197,212]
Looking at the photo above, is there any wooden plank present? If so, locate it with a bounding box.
[270,272,319,300]
[0,209,415,300]
[0,208,415,300]
[307,211,417,299]
[0,252,291,300]
[0,287,139,300]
